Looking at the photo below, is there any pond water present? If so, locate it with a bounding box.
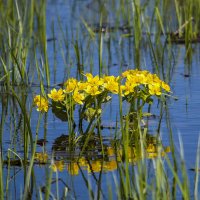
[1,0,200,199]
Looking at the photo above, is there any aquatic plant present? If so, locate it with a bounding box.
[33,69,171,135]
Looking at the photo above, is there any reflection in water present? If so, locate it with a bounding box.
[33,133,170,176]
[51,160,65,172]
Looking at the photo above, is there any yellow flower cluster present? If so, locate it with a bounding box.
[121,69,170,96]
[34,70,171,112]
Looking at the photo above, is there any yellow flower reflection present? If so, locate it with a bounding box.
[103,160,117,171]
[51,160,65,172]
[67,162,79,175]
[88,160,102,173]
[107,147,115,157]
[78,157,88,167]
[33,95,49,112]
[34,152,48,163]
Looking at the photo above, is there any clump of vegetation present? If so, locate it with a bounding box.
[33,69,170,135]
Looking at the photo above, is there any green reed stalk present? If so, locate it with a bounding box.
[179,134,190,199]
[11,88,33,156]
[23,113,42,199]
[74,40,83,80]
[51,21,57,84]
[165,107,178,199]
[44,166,53,200]
[0,153,3,200]
[174,0,182,30]
[36,0,50,86]
[4,154,10,199]
[194,137,200,200]
[98,14,103,77]
[147,33,159,74]
[124,117,131,198]
[165,154,189,199]
[155,7,165,36]
[77,166,95,199]
[0,91,7,155]
[131,0,142,69]
[0,57,11,87]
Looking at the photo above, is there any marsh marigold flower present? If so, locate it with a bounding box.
[85,73,104,86]
[161,81,170,92]
[73,89,85,104]
[48,88,65,102]
[33,95,41,105]
[85,85,102,96]
[103,76,121,94]
[77,81,88,91]
[64,78,78,93]
[121,81,136,96]
[148,83,161,96]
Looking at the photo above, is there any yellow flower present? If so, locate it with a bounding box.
[34,95,49,112]
[148,83,161,96]
[64,78,78,93]
[34,152,48,163]
[85,73,104,86]
[67,162,79,175]
[104,81,118,94]
[121,81,136,96]
[33,95,41,105]
[73,89,85,104]
[121,70,133,77]
[103,75,119,83]
[48,88,65,102]
[136,73,148,85]
[51,160,65,172]
[85,85,101,96]
[77,81,88,91]
[161,82,170,92]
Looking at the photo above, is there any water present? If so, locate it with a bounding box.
[1,0,200,199]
